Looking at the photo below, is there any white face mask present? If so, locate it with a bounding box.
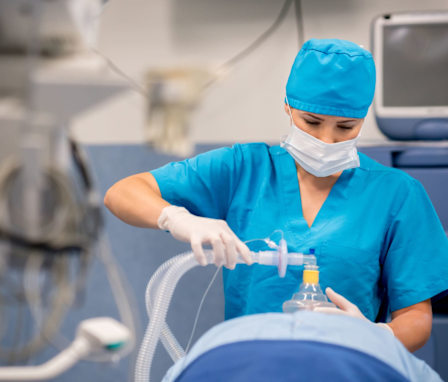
[280,103,360,177]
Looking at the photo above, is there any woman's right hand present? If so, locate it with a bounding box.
[157,205,253,269]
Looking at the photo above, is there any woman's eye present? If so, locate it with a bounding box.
[304,120,320,125]
[338,125,354,130]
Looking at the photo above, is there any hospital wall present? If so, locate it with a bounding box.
[72,0,448,145]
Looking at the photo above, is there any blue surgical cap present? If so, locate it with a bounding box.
[285,38,376,118]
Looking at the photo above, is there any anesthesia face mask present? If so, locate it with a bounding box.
[283,264,336,313]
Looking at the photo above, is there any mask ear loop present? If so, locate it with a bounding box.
[280,96,295,147]
[285,96,294,124]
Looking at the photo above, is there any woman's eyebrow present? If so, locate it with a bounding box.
[303,113,323,121]
[338,119,357,124]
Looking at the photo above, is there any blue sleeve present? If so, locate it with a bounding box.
[150,145,242,219]
[382,178,448,312]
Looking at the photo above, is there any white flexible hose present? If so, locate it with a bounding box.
[136,248,317,382]
[135,252,203,382]
[144,256,187,362]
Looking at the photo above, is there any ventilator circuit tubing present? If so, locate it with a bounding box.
[144,255,187,362]
[135,249,316,382]
[135,252,199,382]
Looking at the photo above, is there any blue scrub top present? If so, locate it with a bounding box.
[151,143,448,321]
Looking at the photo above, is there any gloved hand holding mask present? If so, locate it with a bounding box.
[315,287,394,335]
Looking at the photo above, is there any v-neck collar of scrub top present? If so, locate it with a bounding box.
[273,146,356,239]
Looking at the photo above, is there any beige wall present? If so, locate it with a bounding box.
[72,0,448,144]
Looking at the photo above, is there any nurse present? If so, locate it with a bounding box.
[104,39,448,353]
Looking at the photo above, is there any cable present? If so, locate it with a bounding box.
[218,0,294,71]
[90,47,149,98]
[0,154,98,361]
[185,266,221,353]
[95,234,141,382]
[243,230,285,250]
[0,158,90,252]
[93,0,294,96]
[0,255,74,362]
[96,235,140,361]
[184,230,285,353]
[294,0,305,47]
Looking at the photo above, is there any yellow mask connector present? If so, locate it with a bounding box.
[302,265,319,284]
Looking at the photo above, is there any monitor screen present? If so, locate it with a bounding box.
[383,23,448,107]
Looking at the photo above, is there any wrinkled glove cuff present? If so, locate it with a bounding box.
[157,205,190,230]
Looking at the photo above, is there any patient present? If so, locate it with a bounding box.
[162,311,442,382]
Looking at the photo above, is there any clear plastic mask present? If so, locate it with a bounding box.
[283,265,336,313]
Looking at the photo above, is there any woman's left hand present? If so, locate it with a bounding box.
[317,287,394,335]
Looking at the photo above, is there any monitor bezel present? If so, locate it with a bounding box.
[373,12,448,118]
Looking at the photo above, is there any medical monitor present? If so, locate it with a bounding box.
[372,12,448,140]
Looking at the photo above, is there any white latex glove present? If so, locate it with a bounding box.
[315,287,394,335]
[157,205,253,269]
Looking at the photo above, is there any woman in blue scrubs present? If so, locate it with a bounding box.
[104,39,448,352]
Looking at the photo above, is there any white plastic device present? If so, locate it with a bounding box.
[0,317,130,381]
